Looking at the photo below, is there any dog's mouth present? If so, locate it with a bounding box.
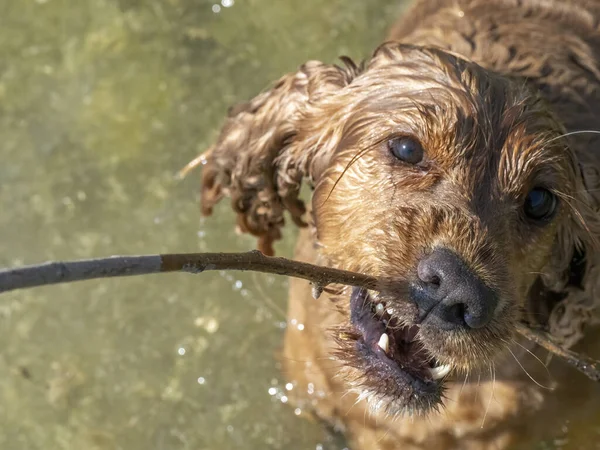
[346,287,445,412]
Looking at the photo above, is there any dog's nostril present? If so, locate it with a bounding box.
[448,303,465,324]
[435,301,468,328]
[429,275,441,287]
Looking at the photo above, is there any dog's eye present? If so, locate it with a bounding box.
[524,188,558,221]
[387,136,424,164]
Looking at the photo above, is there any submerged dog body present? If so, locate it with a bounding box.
[199,1,600,448]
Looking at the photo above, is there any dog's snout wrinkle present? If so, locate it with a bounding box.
[412,248,498,330]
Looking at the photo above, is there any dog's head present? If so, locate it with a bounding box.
[199,43,599,415]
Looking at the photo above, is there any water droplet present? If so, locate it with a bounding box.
[197,377,206,385]
[294,408,301,416]
[285,382,293,391]
[268,387,277,396]
[281,395,288,403]
[177,347,186,356]
[221,0,234,6]
[212,4,221,13]
[297,323,305,331]
[205,318,219,334]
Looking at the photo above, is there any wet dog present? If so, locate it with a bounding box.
[195,1,600,448]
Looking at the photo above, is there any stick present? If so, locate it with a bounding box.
[1,251,599,382]
[0,250,378,295]
[515,323,600,382]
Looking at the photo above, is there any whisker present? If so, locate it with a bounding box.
[505,337,554,383]
[321,146,374,205]
[544,129,600,145]
[339,390,354,402]
[459,371,469,398]
[506,346,553,390]
[474,371,482,403]
[321,135,390,205]
[378,423,393,445]
[344,393,364,418]
[480,363,496,428]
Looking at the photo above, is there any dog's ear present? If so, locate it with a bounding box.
[199,59,360,255]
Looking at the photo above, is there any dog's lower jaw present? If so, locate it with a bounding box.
[334,287,447,415]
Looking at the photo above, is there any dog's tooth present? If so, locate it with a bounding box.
[375,303,385,316]
[377,333,389,353]
[429,364,451,380]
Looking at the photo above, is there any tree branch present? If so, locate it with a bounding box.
[0,250,378,295]
[515,323,600,382]
[1,251,599,383]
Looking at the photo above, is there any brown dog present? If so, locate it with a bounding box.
[196,1,600,448]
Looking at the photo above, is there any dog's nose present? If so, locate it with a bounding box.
[412,248,498,330]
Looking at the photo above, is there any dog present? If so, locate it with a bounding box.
[194,0,600,448]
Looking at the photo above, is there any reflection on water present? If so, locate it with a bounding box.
[0,0,401,448]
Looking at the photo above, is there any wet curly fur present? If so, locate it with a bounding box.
[196,0,600,448]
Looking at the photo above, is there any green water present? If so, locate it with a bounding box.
[0,0,403,449]
[4,1,600,449]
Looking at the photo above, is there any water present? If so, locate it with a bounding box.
[0,0,402,449]
[3,1,600,449]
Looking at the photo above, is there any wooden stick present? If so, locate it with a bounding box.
[0,250,378,294]
[515,323,600,381]
[1,251,599,382]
